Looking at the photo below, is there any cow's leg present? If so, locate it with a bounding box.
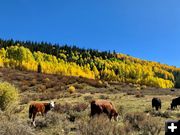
[32,121,36,127]
[156,105,160,111]
[90,106,94,117]
[32,112,37,127]
[152,105,155,110]
[90,104,98,117]
[103,108,111,120]
[90,104,101,118]
[90,110,95,117]
[41,111,44,117]
[108,114,113,121]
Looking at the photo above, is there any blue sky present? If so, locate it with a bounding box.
[0,0,180,67]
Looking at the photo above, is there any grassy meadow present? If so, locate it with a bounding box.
[0,67,180,135]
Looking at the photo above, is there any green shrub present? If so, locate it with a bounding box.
[135,91,144,98]
[99,94,109,99]
[0,82,19,111]
[124,112,146,131]
[136,86,141,90]
[54,103,72,114]
[84,95,93,101]
[73,83,85,89]
[33,112,72,134]
[73,103,88,112]
[139,116,161,135]
[0,112,34,135]
[124,112,161,134]
[141,85,147,89]
[34,112,67,128]
[78,115,125,135]
[118,105,126,119]
[149,110,171,118]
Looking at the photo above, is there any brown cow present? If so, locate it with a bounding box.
[29,101,55,126]
[90,99,118,121]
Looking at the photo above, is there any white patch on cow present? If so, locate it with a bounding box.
[50,101,55,108]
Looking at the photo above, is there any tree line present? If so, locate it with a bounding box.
[0,38,180,88]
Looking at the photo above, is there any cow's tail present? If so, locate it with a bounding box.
[90,100,96,117]
[29,105,33,119]
[91,100,96,109]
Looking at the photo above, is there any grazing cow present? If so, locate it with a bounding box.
[90,99,118,121]
[152,98,161,111]
[171,97,180,110]
[29,101,55,126]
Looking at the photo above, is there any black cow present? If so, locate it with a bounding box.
[152,98,161,111]
[171,97,180,110]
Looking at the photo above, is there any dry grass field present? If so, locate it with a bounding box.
[0,67,180,135]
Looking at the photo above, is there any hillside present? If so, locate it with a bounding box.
[0,38,180,88]
[0,49,179,135]
[0,67,180,135]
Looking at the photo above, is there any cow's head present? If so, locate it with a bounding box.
[171,102,176,110]
[171,103,173,110]
[50,101,55,109]
[111,109,119,121]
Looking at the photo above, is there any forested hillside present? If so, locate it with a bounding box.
[0,38,180,88]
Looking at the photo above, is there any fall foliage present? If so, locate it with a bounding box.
[0,38,180,88]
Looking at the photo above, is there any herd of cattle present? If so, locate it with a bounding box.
[29,96,180,127]
[152,96,180,111]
